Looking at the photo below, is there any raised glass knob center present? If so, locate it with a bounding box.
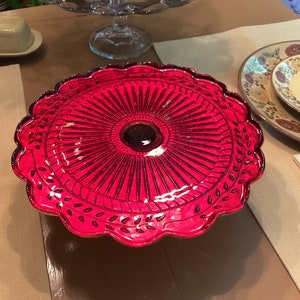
[121,122,163,152]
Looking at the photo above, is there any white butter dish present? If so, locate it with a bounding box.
[0,16,42,56]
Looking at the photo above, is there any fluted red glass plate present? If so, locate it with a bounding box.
[12,63,264,247]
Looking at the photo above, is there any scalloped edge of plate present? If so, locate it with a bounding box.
[0,30,42,57]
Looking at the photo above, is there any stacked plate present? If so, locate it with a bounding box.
[0,0,7,11]
[272,54,300,113]
[239,41,300,142]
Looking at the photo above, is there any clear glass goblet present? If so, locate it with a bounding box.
[43,0,192,59]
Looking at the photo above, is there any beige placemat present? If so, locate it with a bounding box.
[0,64,50,299]
[154,18,300,289]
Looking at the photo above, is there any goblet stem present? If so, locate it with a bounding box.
[112,15,128,32]
[89,14,152,60]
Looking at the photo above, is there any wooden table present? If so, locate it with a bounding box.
[1,1,300,299]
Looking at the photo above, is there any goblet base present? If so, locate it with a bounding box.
[88,25,152,60]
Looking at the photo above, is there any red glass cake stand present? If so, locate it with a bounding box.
[12,63,264,247]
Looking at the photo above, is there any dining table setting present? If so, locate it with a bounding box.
[1,0,300,299]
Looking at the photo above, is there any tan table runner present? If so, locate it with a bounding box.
[154,18,300,289]
[0,64,50,299]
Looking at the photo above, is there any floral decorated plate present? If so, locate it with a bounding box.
[239,41,300,141]
[271,54,300,113]
[12,63,264,247]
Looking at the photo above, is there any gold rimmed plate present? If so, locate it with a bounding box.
[239,41,300,141]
